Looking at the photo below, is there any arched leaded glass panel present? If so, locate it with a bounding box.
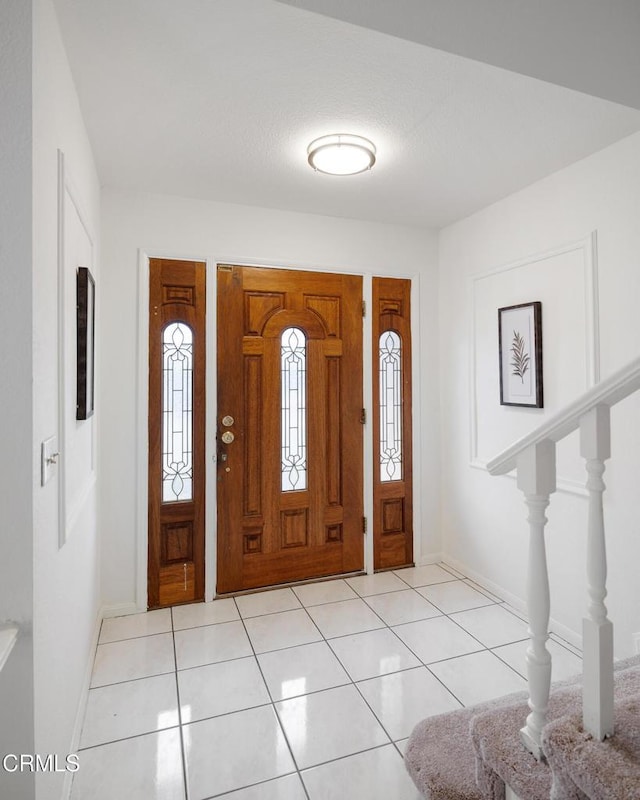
[162,322,193,502]
[281,327,307,491]
[379,330,403,482]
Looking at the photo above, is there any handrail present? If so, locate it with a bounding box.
[487,355,640,475]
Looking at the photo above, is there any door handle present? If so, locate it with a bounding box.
[221,431,235,444]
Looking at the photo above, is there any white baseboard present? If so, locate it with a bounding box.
[62,605,104,800]
[547,620,582,652]
[442,554,582,651]
[414,551,444,567]
[102,601,141,619]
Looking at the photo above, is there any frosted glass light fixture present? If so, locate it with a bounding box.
[307,133,376,175]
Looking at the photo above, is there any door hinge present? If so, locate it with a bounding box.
[362,516,368,533]
[360,408,366,424]
[362,300,366,317]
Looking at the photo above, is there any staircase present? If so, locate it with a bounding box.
[405,355,640,799]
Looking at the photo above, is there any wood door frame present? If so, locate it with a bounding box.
[133,254,422,610]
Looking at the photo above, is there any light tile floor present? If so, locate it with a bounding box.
[71,563,582,800]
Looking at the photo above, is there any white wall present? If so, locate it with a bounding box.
[0,1,36,797]
[439,131,640,656]
[100,190,439,609]
[32,1,101,797]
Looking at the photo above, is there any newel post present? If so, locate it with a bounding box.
[517,439,556,759]
[580,404,614,740]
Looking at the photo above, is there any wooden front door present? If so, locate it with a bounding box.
[148,258,206,608]
[216,265,364,593]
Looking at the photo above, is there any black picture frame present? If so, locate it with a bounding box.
[498,301,543,408]
[76,266,95,420]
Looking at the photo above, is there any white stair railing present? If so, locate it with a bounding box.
[516,440,556,758]
[487,355,640,758]
[580,405,614,740]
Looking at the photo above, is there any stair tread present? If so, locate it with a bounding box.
[405,655,640,800]
[543,693,640,800]
[405,690,529,800]
[470,662,640,800]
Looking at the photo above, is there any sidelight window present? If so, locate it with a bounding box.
[162,322,193,502]
[379,330,403,481]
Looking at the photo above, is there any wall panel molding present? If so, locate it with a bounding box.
[468,232,599,497]
[57,150,96,546]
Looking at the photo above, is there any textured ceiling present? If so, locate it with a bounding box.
[53,0,640,229]
[279,0,640,111]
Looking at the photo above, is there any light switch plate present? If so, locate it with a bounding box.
[41,436,59,486]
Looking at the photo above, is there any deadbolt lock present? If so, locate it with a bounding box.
[221,415,234,427]
[221,430,235,444]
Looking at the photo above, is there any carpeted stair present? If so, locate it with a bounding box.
[405,656,640,800]
[542,691,640,800]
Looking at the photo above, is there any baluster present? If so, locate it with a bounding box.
[517,440,556,759]
[580,405,614,740]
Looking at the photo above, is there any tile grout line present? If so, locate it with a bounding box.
[202,742,401,800]
[83,624,530,738]
[87,667,177,691]
[441,611,533,685]
[171,606,191,800]
[232,595,313,800]
[323,636,407,750]
[374,614,470,710]
[297,741,403,780]
[75,724,183,754]
[318,576,465,752]
[346,568,528,742]
[317,608,406,751]
[249,590,409,780]
[244,571,531,738]
[350,570,526,709]
[79,568,554,798]
[200,772,299,800]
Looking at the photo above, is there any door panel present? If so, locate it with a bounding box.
[217,265,363,593]
[372,277,413,569]
[148,259,206,608]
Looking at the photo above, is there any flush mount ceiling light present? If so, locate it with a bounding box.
[307,133,376,176]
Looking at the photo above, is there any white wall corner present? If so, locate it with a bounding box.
[61,605,103,800]
[443,554,582,650]
[101,602,140,620]
[415,552,445,567]
[135,250,150,611]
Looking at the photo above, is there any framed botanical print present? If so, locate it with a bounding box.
[76,266,95,420]
[498,301,543,408]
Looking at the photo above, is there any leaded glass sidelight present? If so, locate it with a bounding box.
[379,330,403,481]
[162,322,194,502]
[281,327,307,491]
